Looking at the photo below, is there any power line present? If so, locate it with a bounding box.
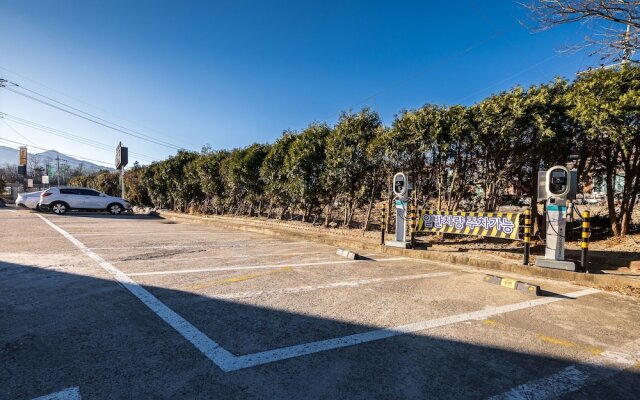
[0,117,38,146]
[0,136,48,152]
[7,82,184,149]
[2,84,184,150]
[451,54,560,104]
[0,77,184,149]
[0,65,201,150]
[0,112,156,162]
[0,136,113,166]
[341,27,517,113]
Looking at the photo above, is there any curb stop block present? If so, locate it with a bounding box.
[336,248,359,260]
[483,275,540,296]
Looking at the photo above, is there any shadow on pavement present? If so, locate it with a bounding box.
[42,211,163,220]
[1,261,639,399]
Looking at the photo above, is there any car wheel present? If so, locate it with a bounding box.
[108,203,123,215]
[51,202,68,215]
[35,203,41,212]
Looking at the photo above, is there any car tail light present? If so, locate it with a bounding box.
[42,192,52,197]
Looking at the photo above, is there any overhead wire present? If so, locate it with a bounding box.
[2,85,184,150]
[0,117,38,146]
[0,133,113,167]
[4,82,185,150]
[0,136,48,152]
[0,65,201,150]
[340,26,518,114]
[452,54,560,104]
[0,112,156,162]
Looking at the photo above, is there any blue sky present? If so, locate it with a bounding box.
[0,0,598,167]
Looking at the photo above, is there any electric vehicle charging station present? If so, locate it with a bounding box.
[535,165,578,271]
[386,172,412,248]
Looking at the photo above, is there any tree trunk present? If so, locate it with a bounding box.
[363,191,374,232]
[436,173,443,211]
[605,163,620,236]
[445,169,454,211]
[343,202,349,226]
[303,205,311,222]
[266,203,273,218]
[324,203,334,227]
[620,147,640,236]
[621,207,633,236]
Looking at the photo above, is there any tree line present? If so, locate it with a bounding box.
[69,66,640,236]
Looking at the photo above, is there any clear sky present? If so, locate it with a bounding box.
[0,0,599,167]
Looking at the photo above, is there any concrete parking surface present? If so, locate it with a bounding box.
[2,207,640,399]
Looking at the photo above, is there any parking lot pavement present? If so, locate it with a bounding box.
[2,209,640,399]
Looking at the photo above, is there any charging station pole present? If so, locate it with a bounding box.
[535,165,578,271]
[386,172,411,249]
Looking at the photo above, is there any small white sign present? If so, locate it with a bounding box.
[42,175,49,184]
[27,179,34,188]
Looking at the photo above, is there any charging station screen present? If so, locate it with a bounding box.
[551,171,566,184]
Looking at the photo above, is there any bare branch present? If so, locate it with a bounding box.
[525,0,640,62]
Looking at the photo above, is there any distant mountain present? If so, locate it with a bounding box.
[0,145,111,173]
[0,145,18,164]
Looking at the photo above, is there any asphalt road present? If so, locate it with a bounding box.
[2,207,640,399]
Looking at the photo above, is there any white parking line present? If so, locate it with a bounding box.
[488,337,640,399]
[225,288,600,371]
[115,251,334,263]
[32,386,81,400]
[210,271,455,299]
[126,258,408,276]
[71,231,251,236]
[0,209,17,213]
[35,214,602,374]
[36,214,237,371]
[89,241,314,250]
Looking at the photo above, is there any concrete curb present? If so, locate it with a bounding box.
[159,211,640,291]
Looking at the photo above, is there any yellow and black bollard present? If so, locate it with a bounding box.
[581,211,590,273]
[409,204,417,248]
[523,208,531,265]
[380,202,387,246]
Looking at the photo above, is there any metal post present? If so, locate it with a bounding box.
[410,203,416,249]
[581,211,590,273]
[56,153,60,186]
[523,208,531,265]
[120,167,125,199]
[380,203,386,246]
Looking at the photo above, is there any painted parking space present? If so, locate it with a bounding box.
[2,211,640,398]
[35,214,605,357]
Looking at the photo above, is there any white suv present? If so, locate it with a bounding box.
[40,187,132,215]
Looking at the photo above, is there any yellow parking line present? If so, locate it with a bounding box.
[537,334,575,348]
[482,318,605,354]
[182,267,293,291]
[587,346,604,356]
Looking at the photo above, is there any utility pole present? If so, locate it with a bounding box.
[54,153,67,186]
[622,22,633,65]
[56,153,61,186]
